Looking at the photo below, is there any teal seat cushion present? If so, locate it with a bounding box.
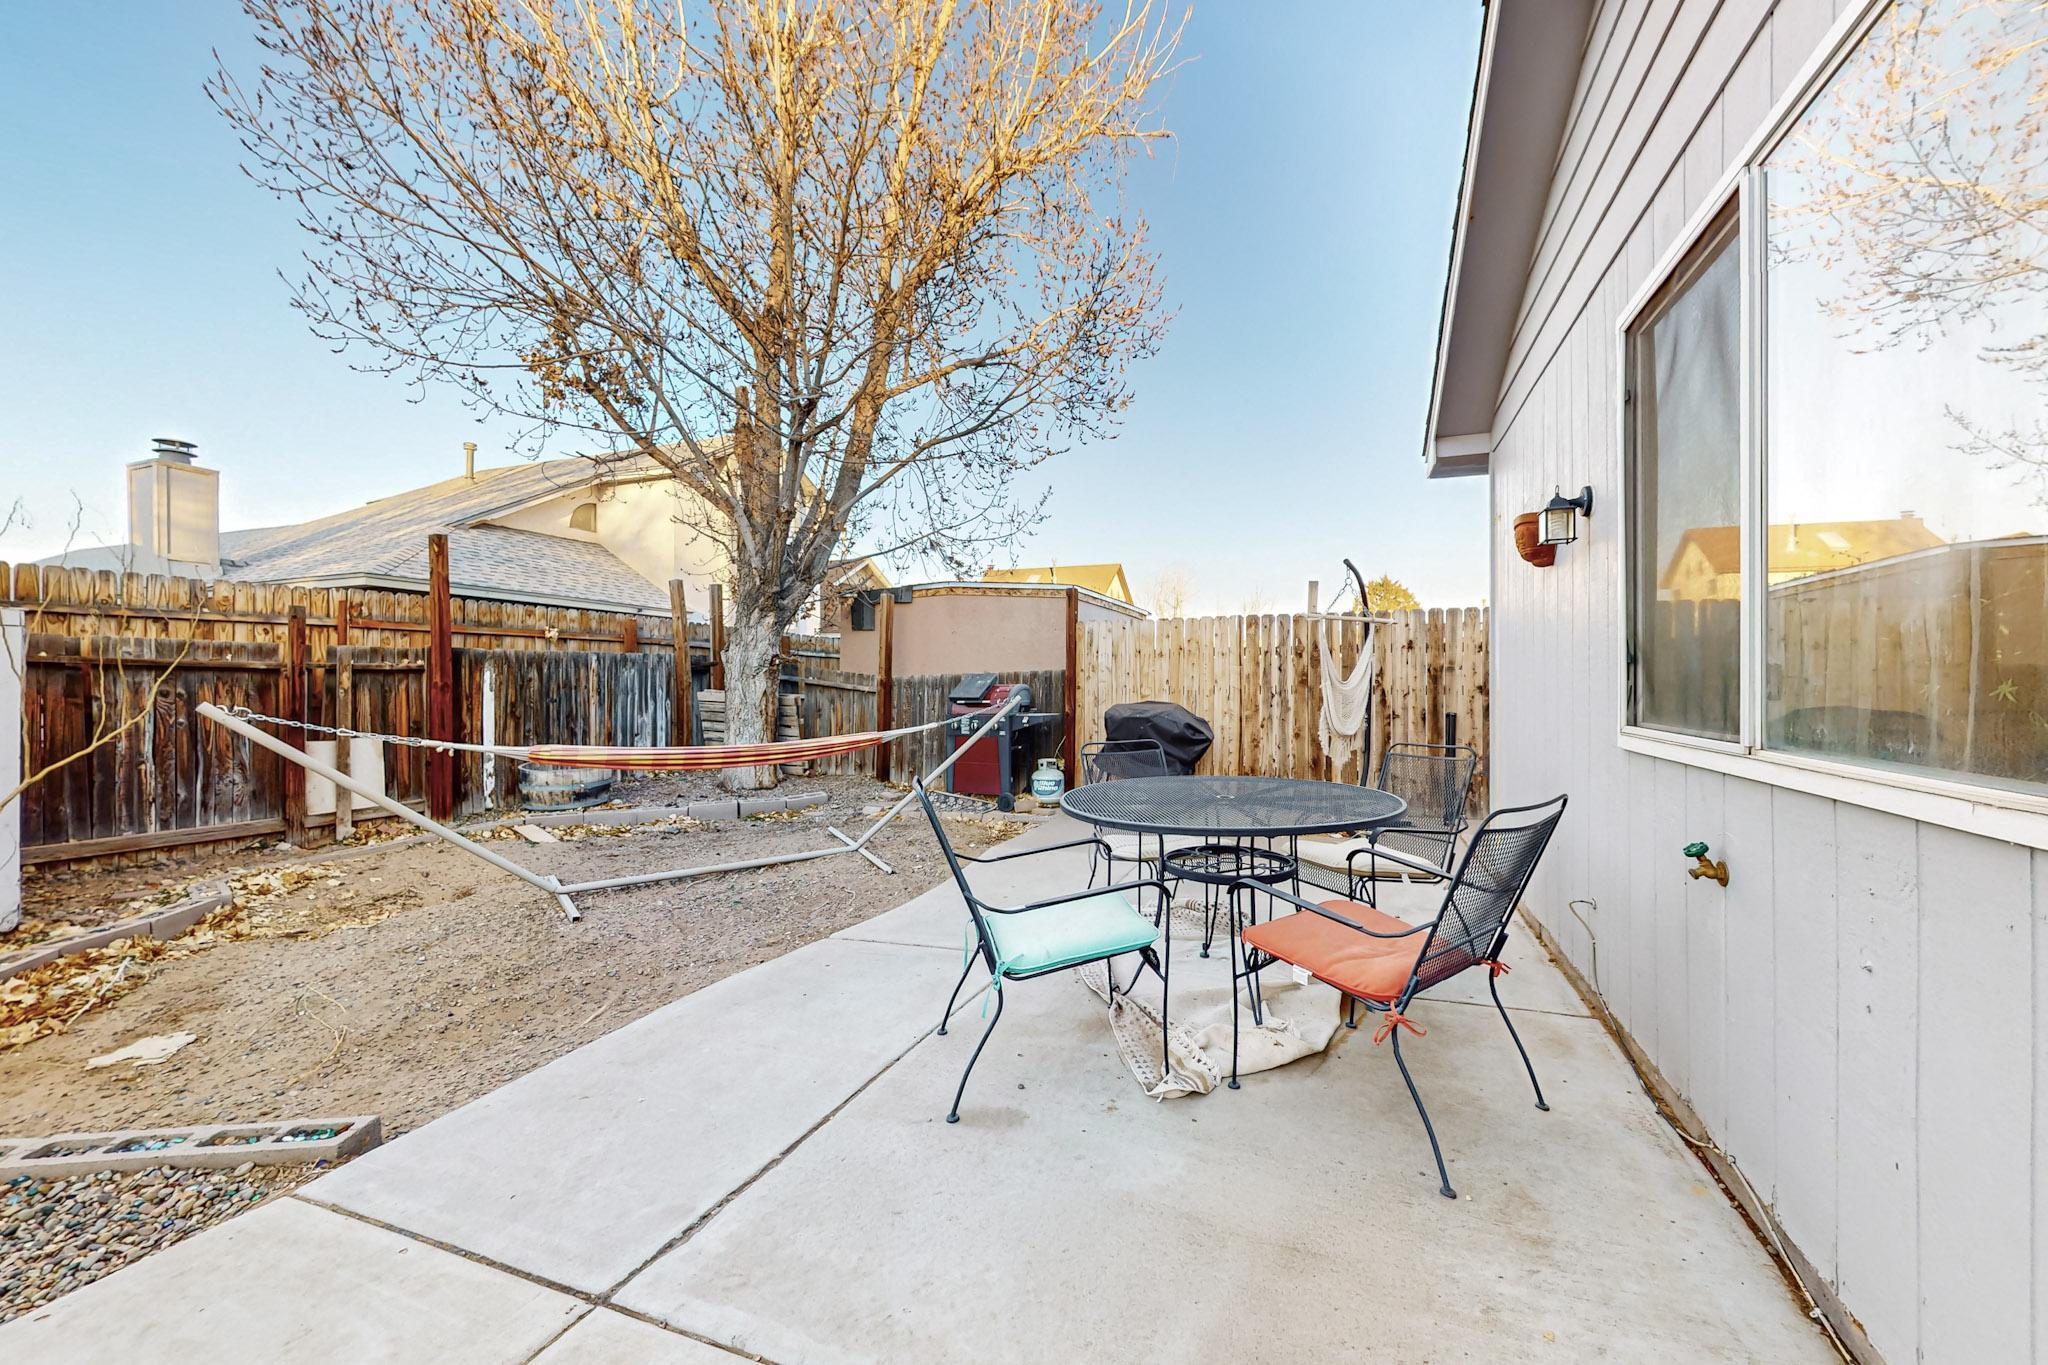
[985,891,1158,977]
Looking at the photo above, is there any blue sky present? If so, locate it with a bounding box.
[0,3,1486,611]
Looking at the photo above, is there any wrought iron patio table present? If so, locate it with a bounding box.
[1059,776,1406,1084]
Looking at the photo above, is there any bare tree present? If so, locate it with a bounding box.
[1769,0,2047,477]
[211,0,1180,786]
[1144,564,1191,618]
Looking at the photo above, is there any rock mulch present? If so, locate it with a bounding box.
[0,1162,330,1324]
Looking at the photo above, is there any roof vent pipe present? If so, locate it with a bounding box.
[464,441,478,480]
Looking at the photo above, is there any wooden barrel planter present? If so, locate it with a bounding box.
[517,765,616,812]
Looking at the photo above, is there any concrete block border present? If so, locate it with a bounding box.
[0,1115,381,1180]
[0,880,231,984]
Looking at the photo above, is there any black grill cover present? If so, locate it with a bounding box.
[1103,701,1213,776]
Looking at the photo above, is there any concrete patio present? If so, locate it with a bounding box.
[0,818,1831,1363]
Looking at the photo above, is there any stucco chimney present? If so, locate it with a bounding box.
[126,438,220,579]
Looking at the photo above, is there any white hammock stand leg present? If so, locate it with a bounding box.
[198,702,583,922]
[198,694,1025,922]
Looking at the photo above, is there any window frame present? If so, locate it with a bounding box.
[1609,0,2048,845]
[1618,199,1745,751]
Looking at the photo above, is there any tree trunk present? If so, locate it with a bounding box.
[721,608,782,791]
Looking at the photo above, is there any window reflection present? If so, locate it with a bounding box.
[1763,0,2048,792]
[1629,217,1742,741]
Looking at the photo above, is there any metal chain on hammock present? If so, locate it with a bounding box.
[217,702,961,759]
[219,705,444,750]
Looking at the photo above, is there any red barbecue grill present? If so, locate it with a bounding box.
[946,674,1056,811]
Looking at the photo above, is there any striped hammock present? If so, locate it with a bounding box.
[522,719,946,772]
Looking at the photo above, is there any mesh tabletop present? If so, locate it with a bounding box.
[1061,776,1406,838]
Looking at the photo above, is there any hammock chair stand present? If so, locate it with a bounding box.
[197,694,1025,923]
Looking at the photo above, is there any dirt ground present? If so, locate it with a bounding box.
[0,774,1022,1140]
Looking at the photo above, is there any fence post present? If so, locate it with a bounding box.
[1,608,21,931]
[874,591,895,784]
[669,579,695,746]
[427,533,456,820]
[335,596,353,648]
[621,617,639,653]
[708,583,726,690]
[282,604,309,845]
[1062,587,1079,787]
[334,644,354,842]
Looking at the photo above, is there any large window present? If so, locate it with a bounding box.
[1627,214,1743,741]
[1762,0,2047,793]
[1624,0,2048,800]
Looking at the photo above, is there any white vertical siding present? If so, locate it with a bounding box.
[1832,805,1918,1355]
[1483,2,2040,1361]
[1916,828,2032,1359]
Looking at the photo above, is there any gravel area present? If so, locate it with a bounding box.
[0,773,1025,1319]
[1,1162,325,1323]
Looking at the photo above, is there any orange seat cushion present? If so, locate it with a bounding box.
[1240,900,1427,1003]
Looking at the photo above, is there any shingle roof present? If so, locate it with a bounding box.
[220,453,673,612]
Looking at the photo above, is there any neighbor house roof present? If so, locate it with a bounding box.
[1423,0,1596,478]
[823,556,890,592]
[981,563,1132,603]
[1658,518,1949,589]
[221,453,673,613]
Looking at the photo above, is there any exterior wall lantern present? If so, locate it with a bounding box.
[1541,486,1594,546]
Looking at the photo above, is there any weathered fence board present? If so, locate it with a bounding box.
[1077,609,1490,811]
[884,668,1066,789]
[19,636,287,860]
[456,647,676,814]
[4,561,686,657]
[795,667,878,777]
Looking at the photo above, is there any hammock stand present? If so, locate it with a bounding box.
[197,694,1025,922]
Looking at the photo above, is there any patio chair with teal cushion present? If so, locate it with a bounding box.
[916,781,1167,1123]
[1233,794,1566,1198]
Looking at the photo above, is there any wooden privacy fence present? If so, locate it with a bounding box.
[1075,608,1489,810]
[796,667,880,777]
[5,560,685,657]
[455,647,677,815]
[18,636,293,859]
[881,669,1067,783]
[10,549,844,866]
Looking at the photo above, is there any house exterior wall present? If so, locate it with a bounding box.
[836,589,1072,678]
[1481,3,2040,1362]
[489,477,728,607]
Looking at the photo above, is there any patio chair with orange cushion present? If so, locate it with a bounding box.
[1232,794,1567,1198]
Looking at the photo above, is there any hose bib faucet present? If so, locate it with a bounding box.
[1684,841,1728,887]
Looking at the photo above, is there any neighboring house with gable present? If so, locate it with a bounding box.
[1658,515,1946,600]
[43,439,747,619]
[981,562,1133,604]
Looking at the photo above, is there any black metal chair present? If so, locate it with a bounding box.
[915,781,1168,1124]
[1297,742,1479,905]
[1234,794,1567,1198]
[1078,738,1172,887]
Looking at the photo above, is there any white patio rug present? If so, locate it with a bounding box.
[1075,898,1345,1098]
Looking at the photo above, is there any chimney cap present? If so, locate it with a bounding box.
[151,437,198,464]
